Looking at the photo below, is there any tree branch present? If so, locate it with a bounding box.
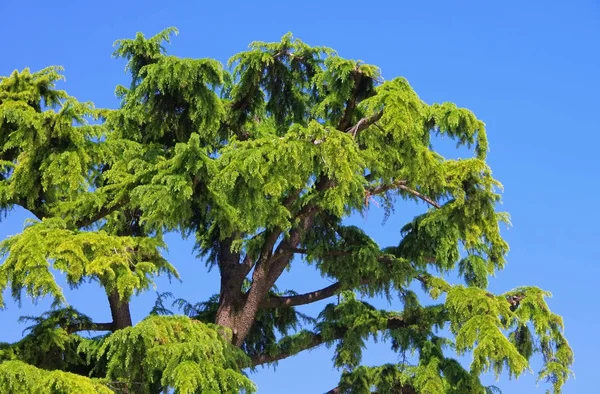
[325,385,417,394]
[251,315,411,367]
[13,198,46,220]
[74,198,130,228]
[366,180,441,209]
[229,179,334,345]
[366,179,407,195]
[346,110,384,137]
[251,331,325,366]
[260,282,343,309]
[264,176,335,286]
[65,321,114,334]
[397,184,441,209]
[337,67,362,131]
[252,268,525,368]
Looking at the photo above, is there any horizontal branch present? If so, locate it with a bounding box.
[65,321,114,334]
[260,274,374,309]
[325,385,417,394]
[251,331,325,366]
[260,282,343,309]
[252,274,525,368]
[74,198,129,228]
[251,315,410,367]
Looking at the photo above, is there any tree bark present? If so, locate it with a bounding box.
[107,289,133,330]
[214,272,247,344]
[260,282,343,309]
[214,237,249,344]
[65,321,114,334]
[214,181,333,347]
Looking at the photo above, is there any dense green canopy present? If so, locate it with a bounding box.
[0,28,572,393]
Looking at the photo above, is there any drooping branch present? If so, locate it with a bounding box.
[13,193,130,229]
[397,184,441,209]
[366,180,441,209]
[260,249,525,311]
[252,285,526,368]
[346,110,384,137]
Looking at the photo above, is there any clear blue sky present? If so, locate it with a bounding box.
[1,1,598,393]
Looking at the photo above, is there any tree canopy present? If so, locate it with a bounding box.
[0,28,573,393]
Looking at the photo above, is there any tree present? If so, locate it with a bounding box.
[0,28,573,394]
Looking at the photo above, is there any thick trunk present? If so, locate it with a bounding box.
[215,214,319,347]
[214,197,323,347]
[217,267,268,347]
[107,289,133,330]
[214,238,249,345]
[215,301,261,348]
[214,265,251,346]
[215,255,291,347]
[215,293,241,344]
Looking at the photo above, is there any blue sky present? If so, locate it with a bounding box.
[1,1,598,393]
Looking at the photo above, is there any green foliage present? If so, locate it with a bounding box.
[506,287,574,393]
[0,360,112,394]
[88,315,255,394]
[0,307,90,372]
[0,218,176,307]
[227,32,330,130]
[0,28,573,394]
[113,27,179,86]
[0,67,104,219]
[446,286,529,378]
[319,292,391,368]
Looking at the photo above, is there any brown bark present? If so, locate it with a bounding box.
[346,110,384,136]
[259,277,371,309]
[214,237,249,344]
[214,270,247,343]
[65,321,114,334]
[73,198,130,229]
[107,289,133,330]
[260,282,343,309]
[214,178,333,347]
[214,208,321,346]
[366,180,441,209]
[338,67,363,131]
[326,386,417,394]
